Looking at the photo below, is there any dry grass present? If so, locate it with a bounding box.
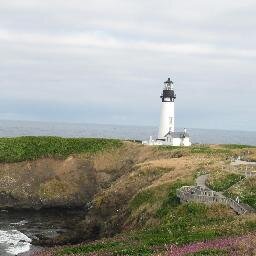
[25,144,256,256]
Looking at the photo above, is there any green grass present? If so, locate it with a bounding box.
[130,190,156,210]
[156,180,192,217]
[207,172,244,191]
[59,182,252,255]
[190,146,231,155]
[59,241,123,255]
[135,203,228,248]
[0,136,122,163]
[157,146,189,159]
[243,195,256,210]
[160,145,231,154]
[126,204,238,256]
[55,159,256,256]
[59,241,153,256]
[157,144,256,156]
[57,199,256,255]
[157,146,183,151]
[226,177,256,209]
[158,145,233,158]
[58,203,231,255]
[187,248,229,256]
[128,180,192,219]
[112,247,153,256]
[221,144,256,149]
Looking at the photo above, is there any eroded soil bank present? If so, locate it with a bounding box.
[0,142,149,210]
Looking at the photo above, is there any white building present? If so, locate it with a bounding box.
[143,78,191,147]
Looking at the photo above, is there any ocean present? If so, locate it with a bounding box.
[0,120,256,145]
[0,209,85,256]
[0,120,256,255]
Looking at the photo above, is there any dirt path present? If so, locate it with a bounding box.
[195,174,208,188]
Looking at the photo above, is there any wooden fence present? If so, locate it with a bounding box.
[177,186,248,215]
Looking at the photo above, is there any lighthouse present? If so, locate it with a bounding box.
[143,77,191,147]
[158,78,176,140]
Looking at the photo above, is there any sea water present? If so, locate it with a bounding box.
[0,120,256,145]
[0,209,85,256]
[0,229,31,255]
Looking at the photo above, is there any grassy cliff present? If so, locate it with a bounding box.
[0,136,122,163]
[0,140,256,255]
[51,144,256,255]
[0,137,123,209]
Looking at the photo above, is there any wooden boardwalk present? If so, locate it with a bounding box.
[177,172,255,215]
[177,185,250,215]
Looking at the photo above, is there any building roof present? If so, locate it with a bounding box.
[165,131,190,139]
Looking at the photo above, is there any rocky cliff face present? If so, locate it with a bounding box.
[0,142,153,210]
[0,156,93,209]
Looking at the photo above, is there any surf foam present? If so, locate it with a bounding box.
[0,230,32,255]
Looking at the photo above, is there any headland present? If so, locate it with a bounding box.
[0,137,256,255]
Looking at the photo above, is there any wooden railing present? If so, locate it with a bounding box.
[177,186,248,215]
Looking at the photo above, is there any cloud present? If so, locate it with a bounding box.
[0,0,256,130]
[2,28,256,60]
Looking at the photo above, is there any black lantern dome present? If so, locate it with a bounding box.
[160,78,176,102]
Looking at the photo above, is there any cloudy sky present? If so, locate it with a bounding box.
[1,0,256,131]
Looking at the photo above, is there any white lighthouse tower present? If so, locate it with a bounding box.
[158,78,176,140]
[143,77,191,147]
